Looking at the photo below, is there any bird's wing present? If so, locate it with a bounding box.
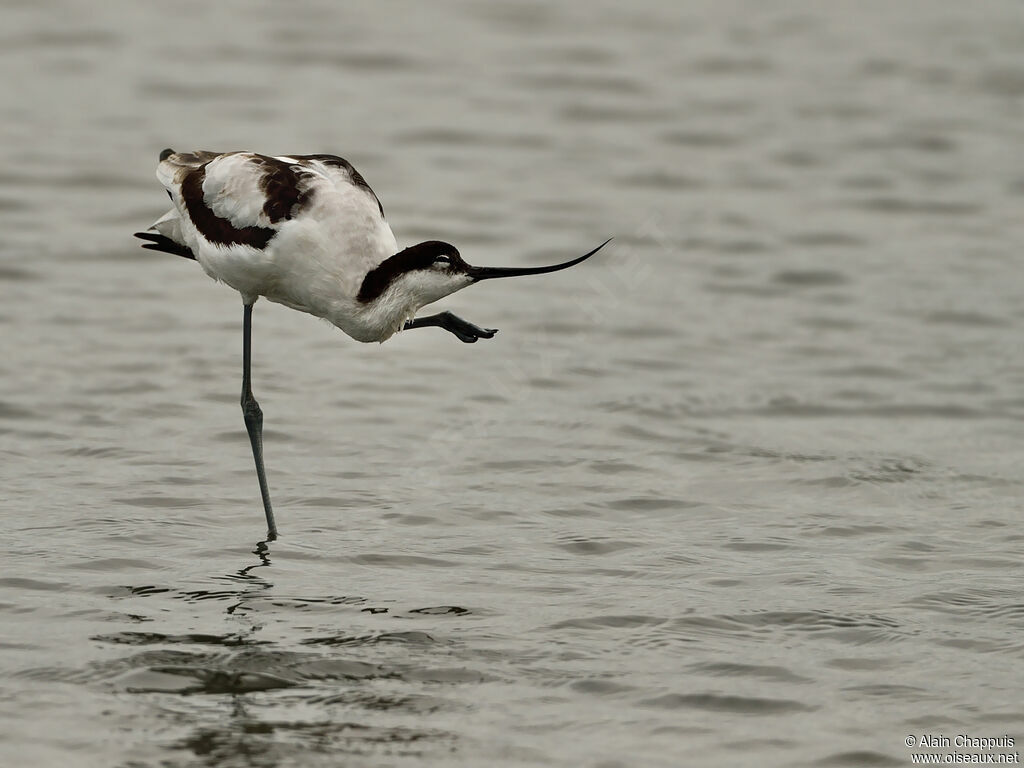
[156,151,297,249]
[285,154,386,219]
[153,150,389,255]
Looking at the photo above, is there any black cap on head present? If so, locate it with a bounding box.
[358,241,461,302]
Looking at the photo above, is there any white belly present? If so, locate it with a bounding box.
[187,207,404,342]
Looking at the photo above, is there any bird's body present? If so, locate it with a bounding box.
[136,148,608,540]
[149,150,425,342]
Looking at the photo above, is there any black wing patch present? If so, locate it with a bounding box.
[180,165,277,250]
[250,154,317,224]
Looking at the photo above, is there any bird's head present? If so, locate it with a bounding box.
[357,238,611,307]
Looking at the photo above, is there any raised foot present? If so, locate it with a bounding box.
[442,312,498,343]
[403,311,497,343]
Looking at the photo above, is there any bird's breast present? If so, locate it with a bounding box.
[324,290,417,343]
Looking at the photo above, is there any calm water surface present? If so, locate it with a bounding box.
[2,1,1023,766]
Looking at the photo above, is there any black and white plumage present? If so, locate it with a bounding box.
[135,148,609,540]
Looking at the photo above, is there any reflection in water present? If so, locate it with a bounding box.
[221,541,274,619]
[68,544,463,763]
[175,697,454,768]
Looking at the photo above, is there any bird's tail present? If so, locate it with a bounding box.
[134,231,195,259]
[134,208,195,260]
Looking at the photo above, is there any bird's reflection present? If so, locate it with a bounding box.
[176,695,280,768]
[220,539,274,618]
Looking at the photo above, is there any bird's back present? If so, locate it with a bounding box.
[149,150,399,315]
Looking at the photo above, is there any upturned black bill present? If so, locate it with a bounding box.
[467,238,612,281]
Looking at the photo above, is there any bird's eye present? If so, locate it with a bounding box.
[434,255,451,265]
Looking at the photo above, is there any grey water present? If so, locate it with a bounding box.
[2,1,1023,766]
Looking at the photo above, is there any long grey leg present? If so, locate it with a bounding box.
[241,303,278,541]
[404,311,497,343]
